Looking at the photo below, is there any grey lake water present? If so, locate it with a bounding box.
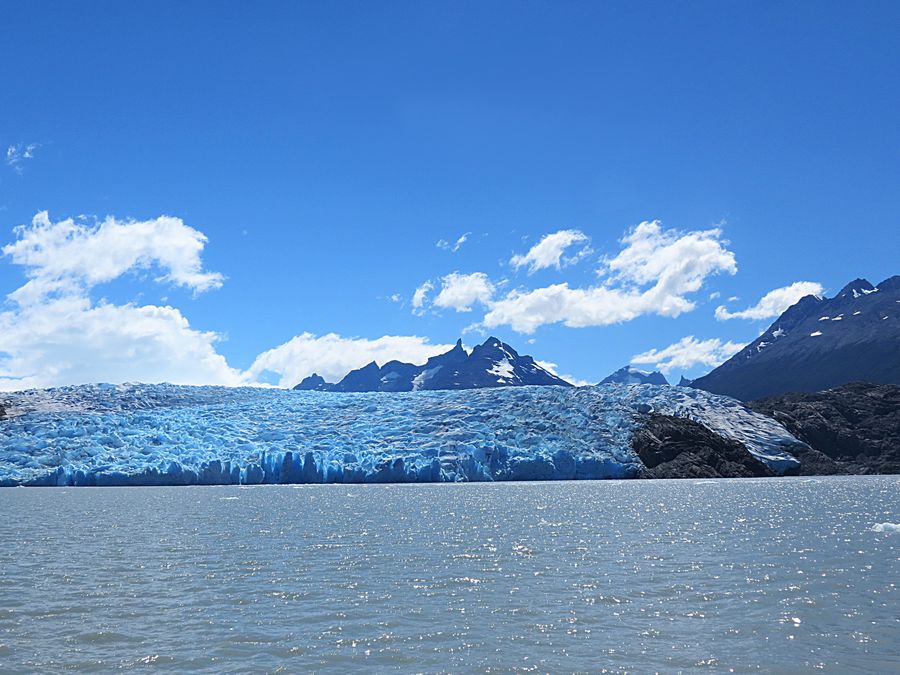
[0,477,898,673]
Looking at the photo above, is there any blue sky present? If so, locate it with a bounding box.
[1,1,898,390]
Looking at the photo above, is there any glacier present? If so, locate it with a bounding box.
[0,383,801,487]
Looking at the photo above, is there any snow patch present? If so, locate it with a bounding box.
[809,331,823,337]
[487,358,516,381]
[412,366,442,391]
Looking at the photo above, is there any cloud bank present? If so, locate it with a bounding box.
[0,212,239,390]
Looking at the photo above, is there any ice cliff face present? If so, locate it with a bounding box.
[0,383,801,487]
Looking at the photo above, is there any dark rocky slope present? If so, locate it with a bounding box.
[633,414,777,479]
[692,276,900,400]
[749,382,900,475]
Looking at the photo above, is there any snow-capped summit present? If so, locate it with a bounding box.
[600,366,669,386]
[293,337,571,392]
[837,278,876,299]
[436,336,570,389]
[692,275,900,400]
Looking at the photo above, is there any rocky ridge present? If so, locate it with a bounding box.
[692,276,900,400]
[749,382,900,475]
[294,337,571,392]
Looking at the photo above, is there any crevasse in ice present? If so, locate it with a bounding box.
[0,383,801,486]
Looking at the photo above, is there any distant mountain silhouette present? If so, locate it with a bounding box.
[691,276,900,400]
[293,337,572,392]
[292,373,330,391]
[600,366,669,386]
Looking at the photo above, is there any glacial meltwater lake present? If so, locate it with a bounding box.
[1,477,898,673]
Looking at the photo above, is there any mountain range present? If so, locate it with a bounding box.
[691,276,900,400]
[292,275,899,400]
[294,337,571,392]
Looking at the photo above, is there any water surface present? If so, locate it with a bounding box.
[1,476,897,672]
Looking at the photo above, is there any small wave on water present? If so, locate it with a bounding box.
[1,477,898,672]
[871,522,900,533]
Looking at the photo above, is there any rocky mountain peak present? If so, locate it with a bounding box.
[293,337,571,392]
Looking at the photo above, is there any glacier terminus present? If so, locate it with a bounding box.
[0,383,802,487]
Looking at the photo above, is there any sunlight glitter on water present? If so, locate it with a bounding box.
[0,476,898,672]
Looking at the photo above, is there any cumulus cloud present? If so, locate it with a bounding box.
[4,211,223,305]
[510,229,591,273]
[715,281,824,321]
[0,298,243,390]
[630,336,744,374]
[484,221,736,333]
[6,143,37,174]
[0,211,237,391]
[436,232,470,252]
[433,272,494,312]
[412,272,495,314]
[245,333,456,388]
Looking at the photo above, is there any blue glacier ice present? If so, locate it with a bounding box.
[0,383,801,487]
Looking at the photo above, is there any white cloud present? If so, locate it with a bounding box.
[715,281,824,321]
[0,211,237,391]
[630,336,744,374]
[4,211,223,305]
[245,333,456,388]
[436,232,470,252]
[534,359,588,387]
[411,281,433,315]
[510,229,590,273]
[433,272,494,312]
[484,221,737,333]
[6,143,38,174]
[483,283,640,333]
[601,220,735,292]
[0,298,243,390]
